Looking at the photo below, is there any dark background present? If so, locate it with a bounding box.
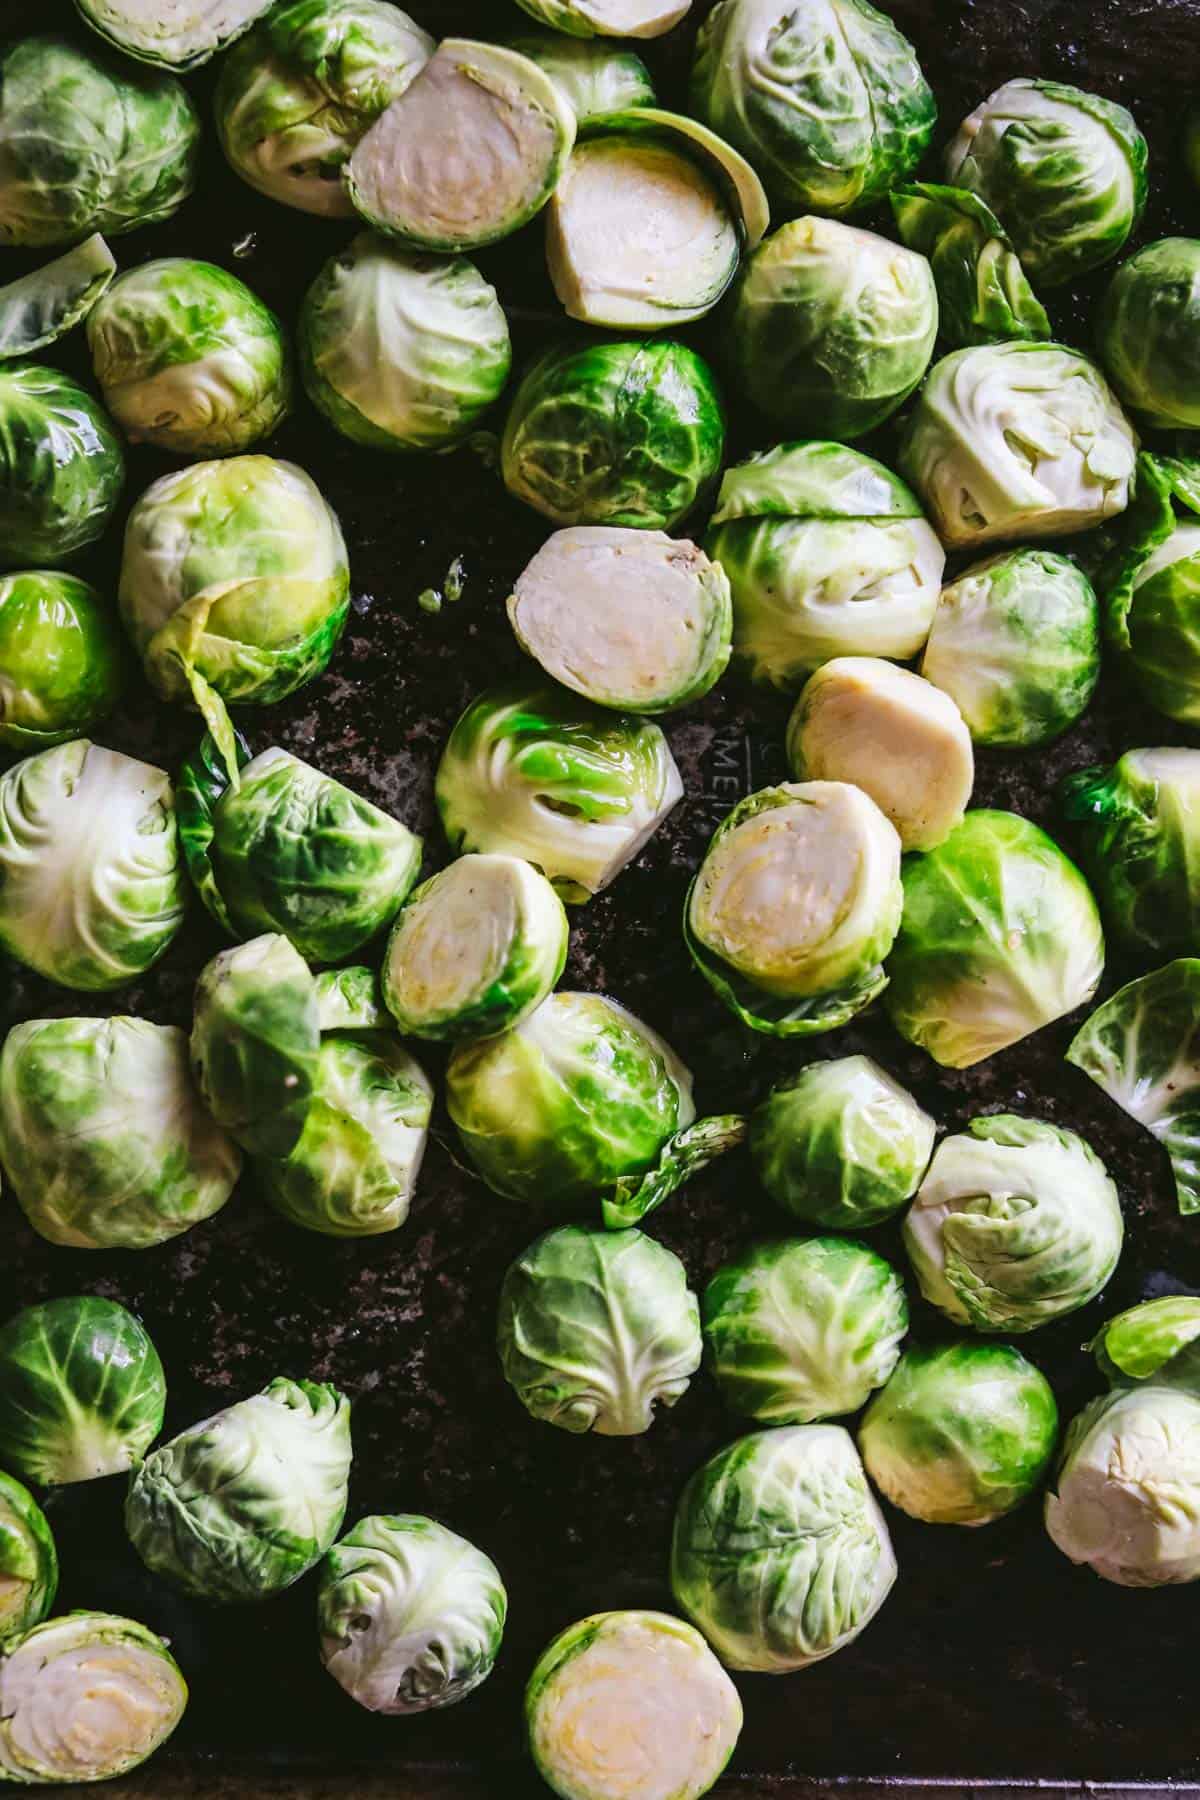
[4,0,1200,1790]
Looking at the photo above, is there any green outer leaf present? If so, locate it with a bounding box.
[0,235,115,359]
[176,729,253,938]
[190,934,321,1158]
[0,1472,56,1648]
[74,0,275,71]
[709,439,925,526]
[0,364,125,568]
[890,181,1049,349]
[506,33,656,124]
[1092,1297,1200,1389]
[1100,453,1200,722]
[314,966,386,1031]
[0,570,125,751]
[602,1114,746,1228]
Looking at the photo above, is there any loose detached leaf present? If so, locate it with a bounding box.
[602,1113,747,1229]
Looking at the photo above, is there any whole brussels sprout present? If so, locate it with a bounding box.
[0,235,116,360]
[689,0,935,219]
[671,1423,896,1672]
[320,1515,506,1714]
[508,33,656,124]
[446,991,694,1209]
[75,0,275,69]
[704,442,944,689]
[126,1377,351,1603]
[514,0,691,34]
[501,338,725,530]
[1096,239,1200,430]
[498,1225,701,1435]
[0,1297,165,1483]
[703,1237,907,1425]
[885,810,1105,1069]
[921,550,1100,748]
[0,37,198,247]
[190,934,320,1159]
[1104,454,1200,724]
[750,1056,935,1231]
[0,571,124,750]
[904,1115,1123,1334]
[299,236,511,452]
[946,79,1148,288]
[0,1473,56,1648]
[526,1610,741,1800]
[1059,749,1200,957]
[0,365,123,568]
[0,1613,186,1784]
[0,741,185,991]
[728,217,937,439]
[1091,1297,1200,1395]
[890,182,1049,350]
[214,0,433,216]
[860,1343,1058,1526]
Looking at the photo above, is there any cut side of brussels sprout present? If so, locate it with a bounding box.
[787,658,973,852]
[0,236,115,360]
[0,571,124,751]
[0,1473,56,1648]
[1059,749,1200,957]
[76,0,275,69]
[347,40,576,252]
[508,34,656,123]
[190,934,321,1159]
[0,364,125,569]
[514,0,692,35]
[1092,1297,1200,1393]
[526,1610,741,1800]
[890,183,1049,350]
[509,527,731,714]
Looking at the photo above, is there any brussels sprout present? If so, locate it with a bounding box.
[686,783,902,1038]
[0,572,124,750]
[0,1474,56,1648]
[509,528,731,715]
[1103,454,1200,724]
[299,236,510,452]
[526,1610,741,1800]
[0,365,124,568]
[87,259,291,457]
[501,338,725,530]
[704,1237,907,1426]
[0,1016,240,1249]
[382,854,567,1043]
[347,41,576,252]
[319,1515,506,1713]
[890,183,1049,350]
[600,1113,746,1231]
[704,442,944,689]
[689,0,935,219]
[946,79,1148,288]
[190,933,320,1159]
[921,550,1101,748]
[861,1343,1058,1528]
[671,1423,896,1672]
[1092,1297,1200,1394]
[446,991,694,1209]
[436,684,682,903]
[750,1057,935,1231]
[1059,749,1200,957]
[885,810,1105,1070]
[508,33,656,124]
[126,1377,351,1603]
[178,736,422,964]
[0,37,199,248]
[0,1613,186,1784]
[904,1115,1123,1334]
[728,217,937,439]
[787,659,973,853]
[899,342,1137,552]
[75,0,274,69]
[1045,1386,1200,1586]
[0,235,115,360]
[1095,239,1200,430]
[514,0,691,34]
[313,964,387,1031]
[498,1224,701,1435]
[0,741,184,991]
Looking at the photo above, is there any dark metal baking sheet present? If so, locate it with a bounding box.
[5,0,1200,1792]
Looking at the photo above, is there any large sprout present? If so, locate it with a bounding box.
[1059,750,1200,957]
[1092,1297,1200,1395]
[704,442,944,689]
[890,182,1049,349]
[190,933,321,1158]
[0,365,124,567]
[1096,239,1200,430]
[514,1,692,34]
[1104,454,1200,724]
[0,235,116,360]
[0,572,124,750]
[508,34,656,124]
[0,1474,56,1649]
[885,810,1105,1069]
[74,0,275,69]
[904,1115,1123,1334]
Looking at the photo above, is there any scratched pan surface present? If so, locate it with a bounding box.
[3,0,1200,1791]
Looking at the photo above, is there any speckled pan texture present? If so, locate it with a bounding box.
[3,1,1200,1795]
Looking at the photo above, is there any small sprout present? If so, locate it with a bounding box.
[1095,238,1200,430]
[0,571,125,751]
[0,365,124,568]
[0,1474,56,1648]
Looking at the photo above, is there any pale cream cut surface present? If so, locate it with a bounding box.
[0,1572,24,1628]
[82,0,271,61]
[574,0,692,35]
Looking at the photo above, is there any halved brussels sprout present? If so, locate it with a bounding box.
[946,79,1148,287]
[214,0,433,215]
[190,933,321,1159]
[704,1237,907,1425]
[75,0,274,69]
[319,1515,506,1713]
[671,1423,896,1671]
[501,338,725,530]
[508,33,656,123]
[0,365,124,568]
[0,572,124,750]
[0,1016,240,1249]
[728,217,937,439]
[1059,749,1200,957]
[1103,454,1200,724]
[904,1115,1123,1334]
[921,549,1101,748]
[1092,1298,1200,1394]
[686,783,902,1037]
[689,0,935,219]
[383,854,567,1042]
[436,684,682,903]
[0,236,115,360]
[446,991,694,1209]
[787,659,973,852]
[526,1610,741,1800]
[1096,239,1200,429]
[0,1474,56,1648]
[0,1613,186,1784]
[514,0,692,34]
[347,40,576,251]
[890,183,1049,349]
[885,810,1105,1069]
[860,1343,1058,1527]
[126,1377,351,1603]
[704,442,944,689]
[0,741,184,991]
[498,1224,701,1435]
[750,1056,935,1231]
[0,37,199,247]
[899,342,1137,551]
